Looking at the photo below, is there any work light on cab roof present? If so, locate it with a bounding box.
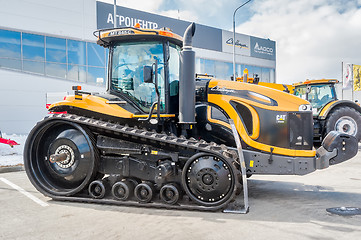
[94,24,183,48]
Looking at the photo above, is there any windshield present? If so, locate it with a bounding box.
[294,85,308,100]
[111,42,165,113]
[168,44,180,97]
[294,84,336,113]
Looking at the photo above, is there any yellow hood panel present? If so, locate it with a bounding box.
[209,79,310,111]
[49,94,134,119]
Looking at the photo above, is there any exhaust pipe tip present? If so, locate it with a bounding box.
[183,22,196,48]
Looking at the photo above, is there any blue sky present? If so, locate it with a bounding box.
[102,0,361,84]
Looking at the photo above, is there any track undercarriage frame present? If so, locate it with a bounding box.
[25,114,248,212]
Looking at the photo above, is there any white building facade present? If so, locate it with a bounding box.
[0,0,276,134]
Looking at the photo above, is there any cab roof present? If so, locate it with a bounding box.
[293,79,339,87]
[94,26,183,48]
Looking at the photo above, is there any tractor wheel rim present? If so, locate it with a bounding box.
[335,116,357,136]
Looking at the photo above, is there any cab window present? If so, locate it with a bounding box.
[111,42,165,113]
[168,44,180,97]
[308,84,335,110]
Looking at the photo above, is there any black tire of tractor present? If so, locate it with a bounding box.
[325,106,361,142]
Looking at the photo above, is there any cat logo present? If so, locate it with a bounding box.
[276,114,286,123]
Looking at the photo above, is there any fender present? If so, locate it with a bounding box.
[318,100,361,120]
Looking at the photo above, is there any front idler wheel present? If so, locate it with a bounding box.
[182,153,237,207]
[160,183,182,205]
[134,182,154,203]
[24,119,98,197]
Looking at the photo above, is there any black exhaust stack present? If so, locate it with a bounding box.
[179,23,196,126]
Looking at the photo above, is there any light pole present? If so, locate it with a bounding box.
[233,0,252,81]
[114,0,117,28]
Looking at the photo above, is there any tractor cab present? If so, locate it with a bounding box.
[95,26,183,115]
[293,79,338,115]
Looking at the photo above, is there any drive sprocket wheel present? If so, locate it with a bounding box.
[182,152,237,207]
[24,119,98,197]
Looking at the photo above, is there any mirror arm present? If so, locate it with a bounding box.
[139,59,161,124]
[153,59,161,122]
[138,102,158,122]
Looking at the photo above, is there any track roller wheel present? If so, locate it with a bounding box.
[89,180,108,199]
[134,182,154,203]
[182,153,237,207]
[112,180,136,201]
[160,184,182,205]
[24,119,98,197]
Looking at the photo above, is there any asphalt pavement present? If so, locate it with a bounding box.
[1,153,361,240]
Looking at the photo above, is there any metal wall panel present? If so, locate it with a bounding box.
[96,2,222,52]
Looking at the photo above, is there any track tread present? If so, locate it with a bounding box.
[32,113,241,211]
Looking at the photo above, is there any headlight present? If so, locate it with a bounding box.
[299,104,312,112]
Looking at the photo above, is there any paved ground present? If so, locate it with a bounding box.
[1,154,361,240]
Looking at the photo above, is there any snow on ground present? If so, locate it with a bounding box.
[0,133,27,167]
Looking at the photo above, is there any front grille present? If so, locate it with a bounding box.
[253,107,313,150]
[288,112,313,150]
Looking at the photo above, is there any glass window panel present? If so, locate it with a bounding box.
[244,65,254,78]
[236,64,245,78]
[46,37,66,63]
[23,60,44,74]
[87,42,105,67]
[199,58,215,76]
[215,61,233,80]
[68,40,85,65]
[22,33,44,61]
[87,66,105,85]
[261,68,270,83]
[0,58,21,70]
[46,63,66,78]
[111,42,165,112]
[168,44,180,96]
[195,58,201,74]
[0,29,21,59]
[270,69,275,83]
[106,48,109,67]
[68,64,86,82]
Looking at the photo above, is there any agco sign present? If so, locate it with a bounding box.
[250,36,276,60]
[254,42,274,55]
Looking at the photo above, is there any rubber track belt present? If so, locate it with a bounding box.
[36,113,241,211]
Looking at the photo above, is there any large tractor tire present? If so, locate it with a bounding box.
[325,106,361,142]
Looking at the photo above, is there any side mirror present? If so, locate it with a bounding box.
[143,66,153,83]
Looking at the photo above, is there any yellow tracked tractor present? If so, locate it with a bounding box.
[24,23,358,211]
